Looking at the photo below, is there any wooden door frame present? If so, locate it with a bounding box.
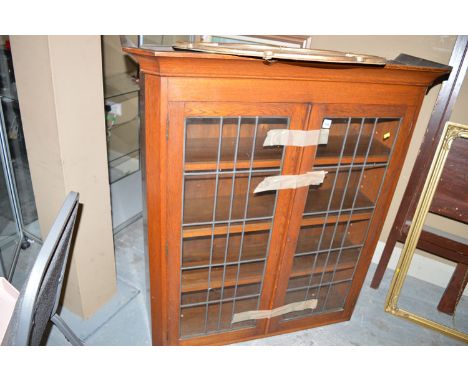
[268,102,417,334]
[164,101,311,345]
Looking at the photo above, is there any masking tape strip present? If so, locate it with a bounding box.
[254,170,327,193]
[232,299,318,324]
[263,129,329,147]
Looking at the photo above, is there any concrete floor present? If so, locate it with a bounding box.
[10,218,466,346]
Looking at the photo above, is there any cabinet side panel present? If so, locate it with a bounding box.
[139,73,150,333]
[143,74,169,344]
[257,104,314,331]
[165,102,186,344]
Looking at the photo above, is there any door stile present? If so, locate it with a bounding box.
[254,103,314,334]
[266,105,325,333]
[165,101,186,344]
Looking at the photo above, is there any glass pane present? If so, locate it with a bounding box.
[106,91,140,183]
[103,48,140,184]
[280,115,403,322]
[0,237,20,279]
[370,118,400,158]
[0,150,20,278]
[1,36,39,280]
[180,114,288,339]
[185,117,287,170]
[0,134,19,241]
[183,171,280,224]
[181,261,264,296]
[181,283,261,306]
[287,248,360,291]
[323,280,352,311]
[303,166,385,214]
[182,228,271,268]
[1,90,40,238]
[281,287,325,321]
[180,304,205,338]
[315,118,362,161]
[141,35,192,47]
[315,117,400,164]
[0,37,16,100]
[179,296,259,338]
[296,215,370,254]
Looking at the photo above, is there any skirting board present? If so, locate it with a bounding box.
[372,241,468,297]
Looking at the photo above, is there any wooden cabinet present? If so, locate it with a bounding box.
[125,47,449,345]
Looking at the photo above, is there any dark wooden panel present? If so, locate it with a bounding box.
[371,36,467,289]
[437,263,468,315]
[400,228,467,265]
[430,138,468,224]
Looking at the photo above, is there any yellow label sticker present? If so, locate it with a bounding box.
[383,132,391,140]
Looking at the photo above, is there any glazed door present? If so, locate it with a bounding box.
[165,102,314,344]
[268,104,409,333]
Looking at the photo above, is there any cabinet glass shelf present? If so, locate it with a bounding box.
[104,73,139,99]
[107,117,140,183]
[104,73,140,183]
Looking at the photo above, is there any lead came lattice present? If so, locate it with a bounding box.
[281,116,402,321]
[179,116,289,338]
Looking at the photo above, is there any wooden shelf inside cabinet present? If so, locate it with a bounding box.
[301,211,372,228]
[184,134,391,171]
[181,215,368,270]
[182,230,270,269]
[182,253,265,270]
[185,155,389,171]
[316,133,391,160]
[303,188,374,214]
[179,298,258,339]
[185,160,281,171]
[289,253,358,282]
[183,211,373,238]
[185,136,283,171]
[181,250,358,294]
[312,155,388,167]
[183,194,276,226]
[181,262,264,293]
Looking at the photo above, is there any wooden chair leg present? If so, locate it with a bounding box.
[437,263,468,316]
[370,227,400,289]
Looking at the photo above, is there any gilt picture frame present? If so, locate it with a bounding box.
[385,121,468,343]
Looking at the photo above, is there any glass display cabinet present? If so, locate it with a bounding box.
[1,37,41,280]
[104,73,140,183]
[125,46,450,345]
